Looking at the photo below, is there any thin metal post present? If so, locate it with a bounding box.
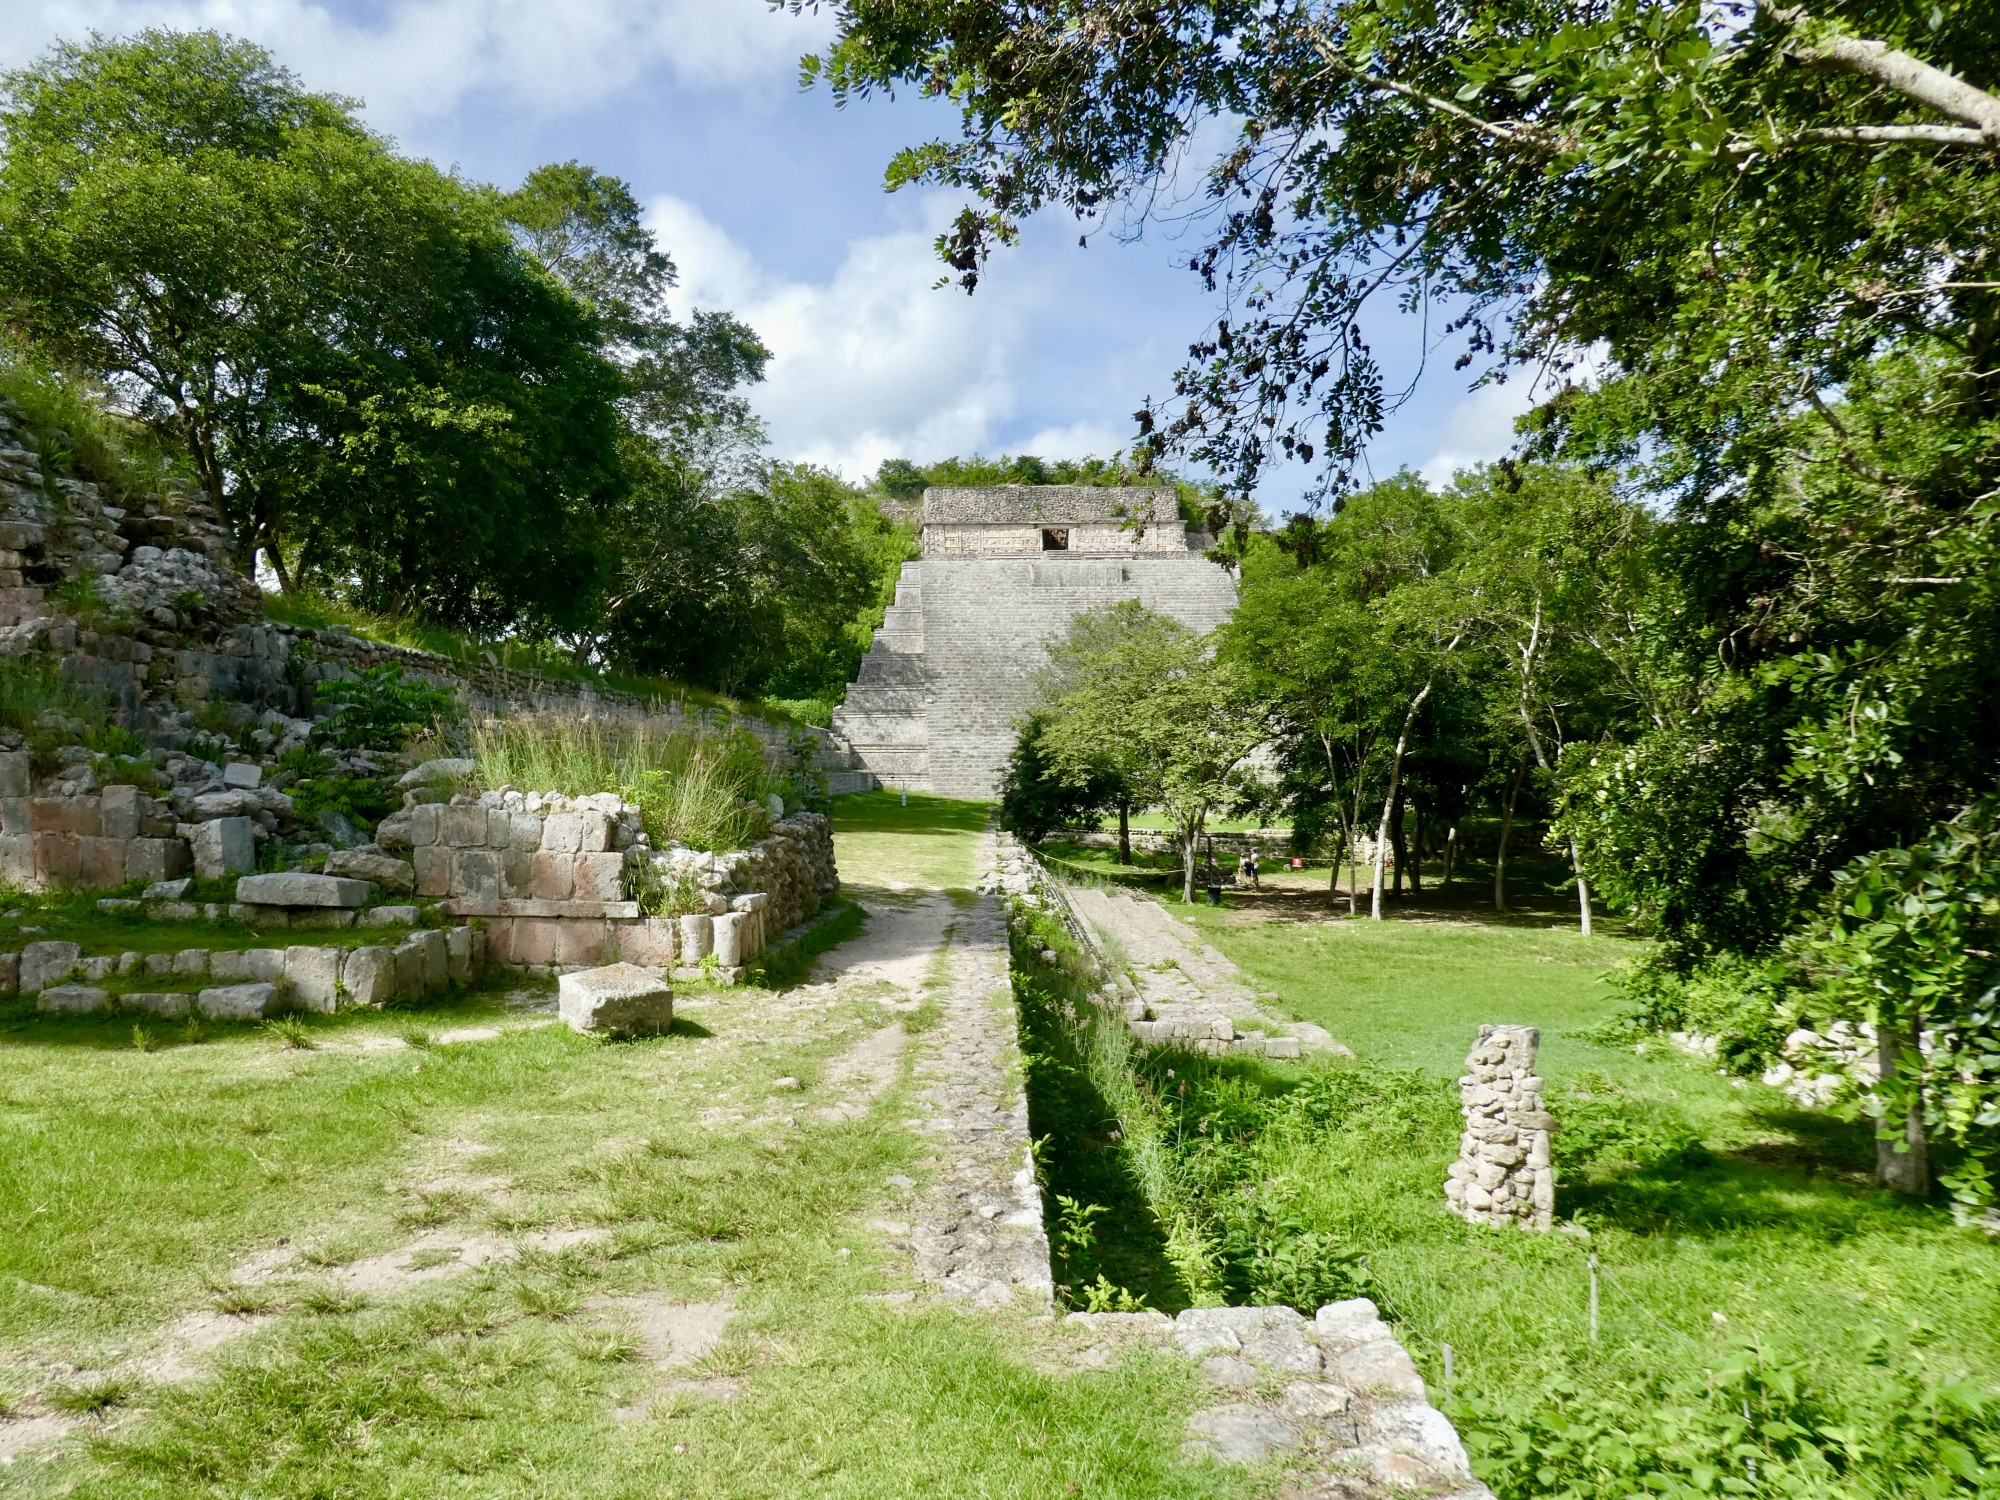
[1588,1253,1600,1342]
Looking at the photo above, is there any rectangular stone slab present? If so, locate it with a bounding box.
[234,872,373,908]
[558,962,672,1038]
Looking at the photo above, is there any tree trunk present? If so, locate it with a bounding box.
[1118,800,1132,866]
[1390,783,1408,898]
[1875,1018,1931,1196]
[1410,802,1426,896]
[1494,757,1526,913]
[1372,675,1440,921]
[1570,837,1594,937]
[262,538,296,596]
[1180,820,1201,904]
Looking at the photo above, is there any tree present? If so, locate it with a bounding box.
[1035,601,1264,902]
[0,31,625,632]
[999,709,1125,841]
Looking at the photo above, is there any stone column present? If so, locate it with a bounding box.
[1445,1024,1555,1230]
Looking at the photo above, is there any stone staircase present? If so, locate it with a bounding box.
[831,561,931,790]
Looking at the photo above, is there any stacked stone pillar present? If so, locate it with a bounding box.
[1445,1024,1555,1230]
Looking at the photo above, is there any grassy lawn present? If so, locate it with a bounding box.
[828,791,987,891]
[1014,855,2000,1497]
[0,806,1260,1499]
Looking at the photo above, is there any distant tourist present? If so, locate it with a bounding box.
[1238,850,1259,889]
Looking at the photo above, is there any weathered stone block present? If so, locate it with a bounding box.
[222,762,262,790]
[528,851,574,901]
[558,962,672,1037]
[0,833,33,884]
[418,928,448,992]
[508,918,560,966]
[617,917,676,968]
[0,950,17,994]
[540,811,585,855]
[192,816,256,879]
[236,872,371,908]
[0,750,29,800]
[173,948,209,977]
[100,783,142,840]
[453,848,502,899]
[413,846,450,897]
[711,911,745,967]
[124,991,192,1019]
[243,948,286,982]
[677,913,712,962]
[499,847,532,896]
[506,811,542,851]
[38,833,81,884]
[209,951,249,980]
[79,835,127,887]
[408,803,440,847]
[440,805,489,848]
[38,984,110,1014]
[445,925,473,983]
[325,848,415,891]
[574,852,626,903]
[198,982,280,1020]
[359,905,419,926]
[20,939,81,993]
[554,919,610,967]
[284,945,342,1012]
[341,946,397,1007]
[128,838,191,885]
[394,938,425,996]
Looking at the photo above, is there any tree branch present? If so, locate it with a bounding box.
[1768,5,2000,140]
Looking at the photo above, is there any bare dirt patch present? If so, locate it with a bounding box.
[811,1024,907,1122]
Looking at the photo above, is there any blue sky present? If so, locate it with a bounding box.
[0,0,1537,511]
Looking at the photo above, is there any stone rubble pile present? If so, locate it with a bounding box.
[1445,1024,1555,1230]
[1071,1300,1490,1498]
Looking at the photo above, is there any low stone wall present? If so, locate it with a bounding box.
[0,776,189,889]
[14,924,486,1018]
[376,790,838,980]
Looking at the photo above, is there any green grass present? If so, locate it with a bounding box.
[1013,869,2000,1498]
[0,890,436,960]
[0,815,1261,1499]
[829,791,988,891]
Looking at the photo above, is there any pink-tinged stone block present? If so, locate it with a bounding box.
[511,918,560,966]
[528,851,574,901]
[574,852,626,903]
[555,919,611,966]
[57,798,102,837]
[413,846,450,897]
[440,805,489,848]
[37,833,80,884]
[79,836,126,888]
[482,919,517,966]
[617,917,676,967]
[28,799,66,834]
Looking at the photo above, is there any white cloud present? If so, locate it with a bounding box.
[1018,419,1132,461]
[0,0,831,134]
[652,193,1052,479]
[1416,378,1539,487]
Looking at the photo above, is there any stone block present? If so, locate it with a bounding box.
[711,911,746,967]
[445,925,473,983]
[418,928,448,992]
[453,848,502,899]
[0,833,33,884]
[286,908,356,932]
[677,913,712,963]
[144,951,175,976]
[54,797,101,837]
[0,950,16,994]
[0,750,29,799]
[243,948,286,982]
[408,803,440,847]
[236,872,371,908]
[81,955,115,981]
[192,816,256,879]
[0,799,25,837]
[540,811,585,855]
[79,835,127,888]
[197,982,281,1020]
[499,847,532,896]
[506,811,542,852]
[394,938,425,996]
[209,951,249,980]
[124,991,191,1019]
[528,851,574,901]
[38,833,81,884]
[284,945,342,1012]
[508,919,560,966]
[221,762,262,790]
[38,984,110,1014]
[555,919,611,967]
[413,846,450,897]
[173,948,210,977]
[574,851,626,903]
[341,946,397,1007]
[129,838,191,885]
[558,962,672,1037]
[617,917,676,968]
[20,940,81,993]
[101,784,142,840]
[324,848,415,891]
[360,905,419,927]
[440,805,489,848]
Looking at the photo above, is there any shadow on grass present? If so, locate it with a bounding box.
[1012,958,1192,1313]
[749,897,866,991]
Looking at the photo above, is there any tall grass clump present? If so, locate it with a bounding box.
[0,346,181,497]
[468,715,775,851]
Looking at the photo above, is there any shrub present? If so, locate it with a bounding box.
[0,345,181,497]
[315,664,460,750]
[468,714,775,851]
